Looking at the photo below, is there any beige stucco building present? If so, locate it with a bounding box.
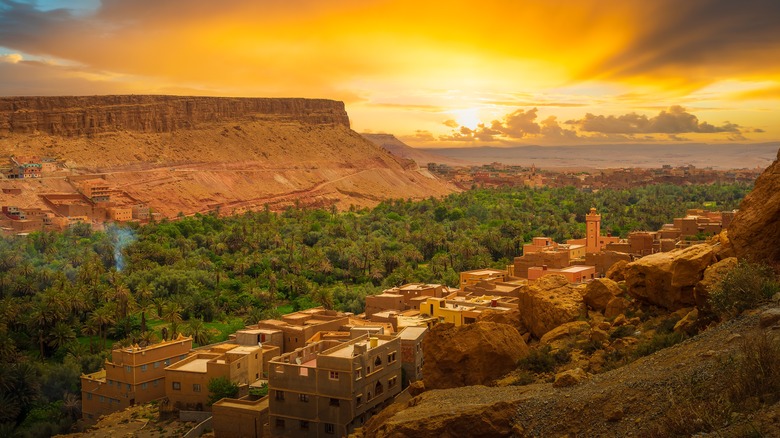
[268,333,402,437]
[81,335,193,422]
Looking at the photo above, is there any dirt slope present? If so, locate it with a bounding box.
[356,307,780,437]
[0,96,456,216]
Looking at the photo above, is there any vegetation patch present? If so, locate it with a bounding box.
[709,261,780,318]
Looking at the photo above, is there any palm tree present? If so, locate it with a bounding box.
[162,302,183,336]
[184,318,210,346]
[47,322,76,352]
[88,305,116,348]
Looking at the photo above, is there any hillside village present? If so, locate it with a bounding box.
[70,179,768,438]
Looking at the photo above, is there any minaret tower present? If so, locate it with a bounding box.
[586,207,601,254]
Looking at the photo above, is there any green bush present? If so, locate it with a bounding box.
[207,376,239,405]
[517,345,570,373]
[709,261,780,317]
[610,325,635,339]
[633,332,686,358]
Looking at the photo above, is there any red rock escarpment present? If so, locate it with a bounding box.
[728,147,780,265]
[0,95,349,136]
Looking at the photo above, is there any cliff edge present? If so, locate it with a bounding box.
[0,95,350,136]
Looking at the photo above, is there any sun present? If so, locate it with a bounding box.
[452,108,481,130]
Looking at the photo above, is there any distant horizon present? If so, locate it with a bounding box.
[1,1,778,147]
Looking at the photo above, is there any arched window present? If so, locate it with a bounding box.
[374,356,382,367]
[375,381,384,396]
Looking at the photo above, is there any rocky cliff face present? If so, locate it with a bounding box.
[0,95,350,136]
[728,147,780,265]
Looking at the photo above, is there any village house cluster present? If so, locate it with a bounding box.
[78,205,736,436]
[0,173,153,235]
[429,161,762,190]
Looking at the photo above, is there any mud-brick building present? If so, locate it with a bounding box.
[268,334,402,437]
[80,335,193,422]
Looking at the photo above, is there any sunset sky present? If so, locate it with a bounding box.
[0,0,778,147]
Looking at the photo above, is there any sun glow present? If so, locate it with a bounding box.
[452,108,482,130]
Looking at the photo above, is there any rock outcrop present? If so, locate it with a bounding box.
[694,257,738,310]
[728,148,780,265]
[0,95,350,136]
[583,278,623,311]
[518,275,586,338]
[422,322,528,390]
[606,260,629,282]
[624,244,716,310]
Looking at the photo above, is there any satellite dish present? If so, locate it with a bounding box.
[295,357,302,365]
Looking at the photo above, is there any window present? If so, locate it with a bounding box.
[300,420,309,430]
[141,382,148,390]
[237,362,241,369]
[125,366,131,373]
[275,390,285,401]
[164,359,171,366]
[356,395,362,406]
[99,396,105,403]
[153,379,159,387]
[325,423,335,434]
[329,371,339,380]
[180,354,186,360]
[299,394,309,402]
[329,398,340,407]
[108,380,114,386]
[126,383,131,391]
[355,369,362,380]
[86,393,92,400]
[154,361,160,368]
[140,364,147,372]
[193,384,201,392]
[275,418,285,428]
[374,356,382,367]
[172,381,181,391]
[389,376,398,388]
[388,352,397,363]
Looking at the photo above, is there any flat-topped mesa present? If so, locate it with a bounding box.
[0,95,350,136]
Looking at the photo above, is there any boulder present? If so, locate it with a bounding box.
[606,260,629,282]
[518,275,587,338]
[539,321,592,346]
[356,386,523,438]
[422,321,529,390]
[694,257,738,311]
[728,148,780,265]
[624,244,717,310]
[408,380,426,397]
[673,308,699,335]
[759,308,780,328]
[583,278,623,311]
[590,327,610,343]
[605,297,630,319]
[477,308,526,334]
[553,367,589,388]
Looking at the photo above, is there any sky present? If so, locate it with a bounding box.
[0,0,778,147]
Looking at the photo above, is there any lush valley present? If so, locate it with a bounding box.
[0,182,752,436]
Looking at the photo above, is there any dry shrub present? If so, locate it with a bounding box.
[729,331,780,406]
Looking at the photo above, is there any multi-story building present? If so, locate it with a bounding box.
[81,335,193,422]
[397,326,426,385]
[268,334,402,437]
[78,180,111,203]
[253,308,351,353]
[164,343,280,411]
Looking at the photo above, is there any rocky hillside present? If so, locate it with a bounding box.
[362,133,471,166]
[0,96,456,216]
[354,150,780,438]
[729,147,780,265]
